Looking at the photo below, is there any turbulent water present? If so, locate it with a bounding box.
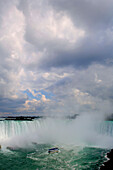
[0,116,113,169]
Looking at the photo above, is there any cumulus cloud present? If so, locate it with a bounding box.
[0,0,26,99]
[0,0,113,117]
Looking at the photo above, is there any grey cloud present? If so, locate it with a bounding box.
[0,97,26,114]
[37,35,113,69]
[16,0,113,70]
[50,0,113,31]
[42,64,113,116]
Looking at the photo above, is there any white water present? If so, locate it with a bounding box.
[0,115,113,149]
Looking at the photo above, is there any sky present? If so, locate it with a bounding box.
[0,0,113,117]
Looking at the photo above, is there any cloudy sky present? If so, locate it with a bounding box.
[0,0,113,117]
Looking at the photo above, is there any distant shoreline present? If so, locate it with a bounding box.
[0,114,79,121]
[0,116,43,121]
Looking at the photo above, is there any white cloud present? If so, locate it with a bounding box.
[74,89,94,106]
[23,2,85,49]
[0,5,25,57]
[95,73,102,83]
[42,72,71,80]
[0,1,26,99]
[41,95,50,102]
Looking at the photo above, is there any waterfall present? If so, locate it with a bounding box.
[0,118,113,148]
[97,121,113,136]
[0,119,45,147]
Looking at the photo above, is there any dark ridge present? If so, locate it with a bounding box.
[0,115,79,121]
[100,149,113,169]
[0,116,43,121]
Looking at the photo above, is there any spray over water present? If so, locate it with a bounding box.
[0,114,113,149]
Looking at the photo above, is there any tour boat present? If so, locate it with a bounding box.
[48,147,59,153]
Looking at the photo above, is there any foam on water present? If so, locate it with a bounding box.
[0,115,113,149]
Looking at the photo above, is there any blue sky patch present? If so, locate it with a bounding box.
[24,89,54,101]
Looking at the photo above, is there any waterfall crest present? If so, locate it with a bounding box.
[0,118,113,148]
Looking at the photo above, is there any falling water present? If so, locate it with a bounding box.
[0,117,112,169]
[0,117,113,148]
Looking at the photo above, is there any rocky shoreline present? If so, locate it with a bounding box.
[100,149,113,169]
